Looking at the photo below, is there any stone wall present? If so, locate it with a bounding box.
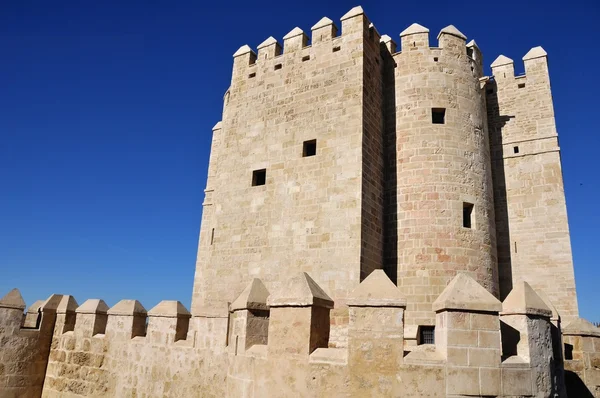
[40,299,228,397]
[390,23,498,329]
[190,9,386,349]
[2,272,598,397]
[0,290,57,398]
[487,48,578,322]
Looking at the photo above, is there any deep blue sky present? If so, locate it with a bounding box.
[1,1,598,321]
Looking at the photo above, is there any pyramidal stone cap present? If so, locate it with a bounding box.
[0,288,26,310]
[347,270,406,307]
[56,295,79,314]
[466,39,479,49]
[491,54,514,68]
[230,278,270,312]
[380,34,394,43]
[432,273,502,313]
[536,291,560,321]
[501,281,552,317]
[283,27,305,40]
[41,294,66,312]
[26,300,44,313]
[148,300,191,318]
[400,23,429,37]
[76,299,109,315]
[257,36,279,49]
[562,318,600,337]
[233,44,254,57]
[311,17,334,30]
[523,46,547,61]
[108,300,147,316]
[437,25,466,40]
[267,272,334,309]
[340,6,364,21]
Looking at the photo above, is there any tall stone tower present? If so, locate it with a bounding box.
[487,48,578,321]
[191,7,385,344]
[191,7,578,345]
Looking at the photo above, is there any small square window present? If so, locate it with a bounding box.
[419,326,435,345]
[432,108,446,124]
[518,83,526,89]
[513,146,519,154]
[303,140,317,157]
[274,64,282,71]
[252,169,266,186]
[463,202,474,229]
[332,46,341,53]
[248,72,256,79]
[302,55,310,62]
[433,57,439,62]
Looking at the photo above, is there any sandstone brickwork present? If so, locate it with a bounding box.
[0,4,592,398]
[487,48,578,322]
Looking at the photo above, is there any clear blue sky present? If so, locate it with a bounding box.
[1,1,598,321]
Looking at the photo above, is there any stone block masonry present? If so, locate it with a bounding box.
[0,4,591,397]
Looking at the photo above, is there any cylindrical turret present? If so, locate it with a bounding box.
[393,24,498,327]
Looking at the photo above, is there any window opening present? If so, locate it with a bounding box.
[303,140,317,157]
[252,169,266,186]
[432,108,446,124]
[463,202,474,228]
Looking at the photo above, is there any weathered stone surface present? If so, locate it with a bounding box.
[0,4,586,398]
[107,300,147,316]
[563,318,600,337]
[502,281,552,317]
[400,22,429,36]
[347,270,406,307]
[55,295,78,314]
[437,24,466,40]
[432,273,502,313]
[230,278,270,311]
[148,300,191,317]
[522,46,547,60]
[0,288,26,310]
[268,272,333,309]
[76,299,109,314]
[490,54,514,67]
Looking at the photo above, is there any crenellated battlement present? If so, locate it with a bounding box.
[1,269,597,396]
[1,4,588,397]
[230,6,382,85]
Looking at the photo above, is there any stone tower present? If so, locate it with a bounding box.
[191,7,578,344]
[389,25,497,328]
[487,48,578,321]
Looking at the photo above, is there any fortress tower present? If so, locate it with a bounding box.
[2,6,596,397]
[191,6,579,345]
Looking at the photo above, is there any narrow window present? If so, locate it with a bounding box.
[274,64,282,71]
[210,228,215,245]
[564,344,574,360]
[332,46,341,53]
[518,83,526,89]
[463,202,474,228]
[513,146,519,154]
[419,326,435,345]
[303,140,317,157]
[432,108,446,124]
[433,57,439,62]
[252,169,266,186]
[248,72,256,79]
[302,55,310,62]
